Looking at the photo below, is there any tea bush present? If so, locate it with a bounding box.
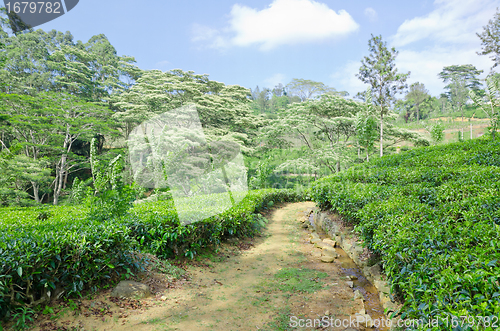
[309,137,500,326]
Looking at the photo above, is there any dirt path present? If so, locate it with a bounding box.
[32,202,369,331]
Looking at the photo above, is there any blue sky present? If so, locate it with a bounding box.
[37,0,499,97]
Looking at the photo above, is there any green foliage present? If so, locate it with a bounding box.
[477,8,500,69]
[470,75,500,139]
[0,188,305,320]
[125,189,306,259]
[309,137,500,323]
[250,160,273,189]
[425,121,445,144]
[83,138,135,221]
[11,306,34,330]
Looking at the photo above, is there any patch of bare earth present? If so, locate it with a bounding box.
[30,202,366,331]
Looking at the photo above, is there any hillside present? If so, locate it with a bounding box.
[309,137,500,324]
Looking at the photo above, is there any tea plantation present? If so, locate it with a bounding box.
[0,189,305,320]
[309,137,500,325]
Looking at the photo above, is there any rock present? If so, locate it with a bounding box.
[315,241,330,249]
[160,295,168,301]
[352,243,364,254]
[329,224,339,236]
[311,251,322,258]
[324,310,330,316]
[322,245,336,253]
[374,280,390,295]
[348,275,358,280]
[111,281,152,299]
[321,255,335,263]
[310,238,322,244]
[354,290,364,301]
[301,223,309,228]
[322,238,336,247]
[354,313,374,328]
[321,248,338,258]
[309,232,319,239]
[368,263,382,278]
[346,281,354,288]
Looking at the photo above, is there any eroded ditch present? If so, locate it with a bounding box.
[309,212,388,330]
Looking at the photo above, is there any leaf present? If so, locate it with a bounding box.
[17,267,22,278]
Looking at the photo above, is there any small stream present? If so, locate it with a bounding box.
[309,214,389,331]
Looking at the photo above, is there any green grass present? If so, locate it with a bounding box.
[268,268,327,294]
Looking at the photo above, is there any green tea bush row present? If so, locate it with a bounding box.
[308,138,500,326]
[123,189,306,259]
[0,217,136,320]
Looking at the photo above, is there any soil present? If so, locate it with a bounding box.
[26,202,377,331]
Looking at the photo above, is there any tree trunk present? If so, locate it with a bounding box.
[53,154,67,205]
[63,170,69,190]
[336,160,340,173]
[366,148,370,162]
[380,111,384,157]
[31,181,40,203]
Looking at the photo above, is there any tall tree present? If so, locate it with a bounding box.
[477,8,500,69]
[357,34,410,157]
[439,65,483,121]
[405,82,430,123]
[438,64,484,92]
[0,93,58,202]
[355,89,378,161]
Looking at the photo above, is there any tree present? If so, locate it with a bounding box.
[438,64,484,91]
[0,92,59,202]
[477,8,500,69]
[257,88,271,113]
[357,34,410,157]
[265,95,363,174]
[405,82,430,123]
[51,93,116,205]
[112,69,261,149]
[272,83,285,97]
[355,89,378,161]
[285,79,345,101]
[470,75,500,139]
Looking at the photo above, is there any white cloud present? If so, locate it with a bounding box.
[192,0,359,51]
[263,73,286,87]
[330,60,368,96]
[191,23,229,49]
[364,7,378,23]
[391,0,498,47]
[397,47,492,95]
[385,0,497,96]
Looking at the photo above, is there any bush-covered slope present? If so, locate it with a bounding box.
[309,138,500,324]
